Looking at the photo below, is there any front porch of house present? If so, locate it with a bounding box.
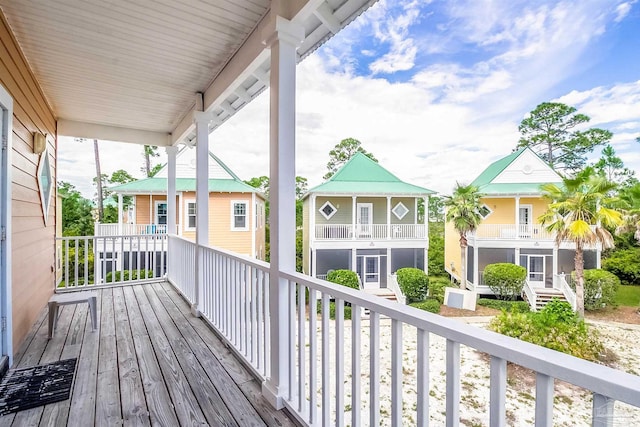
[43,232,640,425]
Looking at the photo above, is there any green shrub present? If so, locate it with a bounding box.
[483,263,527,300]
[428,277,455,303]
[105,269,153,282]
[326,269,360,290]
[477,298,530,313]
[409,298,441,314]
[571,269,620,311]
[603,248,640,286]
[316,301,352,320]
[489,300,604,361]
[396,268,429,303]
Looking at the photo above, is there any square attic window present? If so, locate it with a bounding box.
[392,202,409,220]
[477,204,492,219]
[319,201,337,220]
[37,147,54,225]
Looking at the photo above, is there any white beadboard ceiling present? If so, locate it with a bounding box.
[1,0,377,146]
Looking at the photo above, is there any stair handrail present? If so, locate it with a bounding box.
[387,273,407,304]
[556,273,577,311]
[522,280,538,312]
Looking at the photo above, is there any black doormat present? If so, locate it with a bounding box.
[0,358,77,416]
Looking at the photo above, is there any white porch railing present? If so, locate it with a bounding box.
[56,234,167,290]
[472,224,554,240]
[95,223,178,236]
[522,280,538,311]
[314,223,426,240]
[555,273,577,311]
[387,273,406,304]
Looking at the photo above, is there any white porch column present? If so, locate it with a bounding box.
[310,194,316,241]
[117,193,123,235]
[193,111,213,317]
[166,146,178,235]
[262,16,304,409]
[387,196,391,240]
[473,245,479,286]
[515,196,520,239]
[424,196,429,239]
[552,247,558,287]
[352,196,357,240]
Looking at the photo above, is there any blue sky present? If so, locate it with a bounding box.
[60,0,640,197]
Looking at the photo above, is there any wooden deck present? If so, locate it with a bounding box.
[0,282,297,426]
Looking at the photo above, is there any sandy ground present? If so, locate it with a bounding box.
[299,314,640,426]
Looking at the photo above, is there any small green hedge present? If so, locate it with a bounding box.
[326,269,360,289]
[316,301,352,320]
[477,298,530,313]
[603,248,640,286]
[105,269,153,282]
[489,300,604,362]
[572,269,620,311]
[428,277,455,303]
[483,263,527,300]
[396,268,429,303]
[409,298,441,314]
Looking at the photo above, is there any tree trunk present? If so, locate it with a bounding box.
[459,234,467,290]
[547,142,553,167]
[145,149,151,177]
[93,139,104,222]
[574,245,585,318]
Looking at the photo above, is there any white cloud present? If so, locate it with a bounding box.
[614,1,634,22]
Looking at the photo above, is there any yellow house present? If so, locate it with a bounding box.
[444,147,599,303]
[107,146,267,260]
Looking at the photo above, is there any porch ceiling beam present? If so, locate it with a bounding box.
[58,119,171,146]
[313,2,341,34]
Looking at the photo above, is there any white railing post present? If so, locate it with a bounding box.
[261,15,303,410]
[166,145,178,236]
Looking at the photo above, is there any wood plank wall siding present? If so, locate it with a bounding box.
[1,11,57,351]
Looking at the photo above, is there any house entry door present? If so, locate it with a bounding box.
[357,203,373,237]
[527,255,545,287]
[518,205,532,237]
[362,255,380,289]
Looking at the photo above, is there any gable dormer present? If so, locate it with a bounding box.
[492,148,562,185]
[154,146,239,180]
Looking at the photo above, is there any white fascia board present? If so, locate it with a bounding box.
[58,119,171,146]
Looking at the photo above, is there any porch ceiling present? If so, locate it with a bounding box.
[0,0,376,146]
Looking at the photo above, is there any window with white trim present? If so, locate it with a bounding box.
[477,204,492,219]
[319,201,337,220]
[37,146,54,224]
[155,201,167,225]
[392,202,409,220]
[185,200,196,230]
[232,201,248,230]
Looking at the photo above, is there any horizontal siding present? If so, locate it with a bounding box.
[1,11,57,353]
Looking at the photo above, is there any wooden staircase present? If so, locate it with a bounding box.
[525,287,568,311]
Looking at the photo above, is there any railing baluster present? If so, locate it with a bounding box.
[351,303,361,427]
[74,238,79,286]
[490,356,507,427]
[535,373,554,427]
[84,238,90,286]
[335,298,344,427]
[592,393,614,427]
[64,239,69,288]
[370,311,380,426]
[288,280,296,401]
[446,339,460,427]
[417,328,429,427]
[309,288,318,424]
[256,268,264,374]
[298,284,306,413]
[245,264,251,356]
[251,266,257,364]
[321,293,330,425]
[391,319,402,427]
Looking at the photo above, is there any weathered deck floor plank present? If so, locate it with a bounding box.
[0,283,297,427]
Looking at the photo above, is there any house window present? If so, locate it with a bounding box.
[319,201,337,220]
[186,200,196,230]
[477,204,492,219]
[232,201,248,230]
[37,146,54,224]
[392,202,409,220]
[155,201,167,225]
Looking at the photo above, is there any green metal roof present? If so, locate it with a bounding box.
[471,147,525,188]
[306,152,435,197]
[109,178,262,196]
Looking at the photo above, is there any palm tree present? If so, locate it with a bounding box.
[539,168,622,318]
[444,184,483,289]
[616,183,640,242]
